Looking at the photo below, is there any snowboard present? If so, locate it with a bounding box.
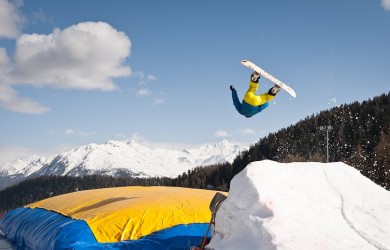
[241,60,296,98]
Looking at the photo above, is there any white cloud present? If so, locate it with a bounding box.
[11,22,131,90]
[131,71,159,103]
[382,0,390,10]
[0,21,132,114]
[147,74,157,81]
[0,48,10,66]
[214,129,230,138]
[32,7,48,23]
[132,71,156,82]
[114,132,127,140]
[0,84,50,114]
[132,71,145,79]
[130,132,146,142]
[137,88,151,97]
[78,131,96,137]
[0,0,24,39]
[153,97,165,105]
[65,128,95,137]
[241,128,256,135]
[65,129,74,135]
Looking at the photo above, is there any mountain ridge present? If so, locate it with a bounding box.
[0,139,248,190]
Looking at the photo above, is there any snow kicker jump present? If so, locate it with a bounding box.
[241,60,297,98]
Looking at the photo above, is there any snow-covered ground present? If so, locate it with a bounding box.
[208,160,390,250]
[0,239,13,250]
[0,229,14,250]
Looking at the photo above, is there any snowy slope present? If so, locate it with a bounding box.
[0,140,247,190]
[0,237,13,250]
[208,160,390,250]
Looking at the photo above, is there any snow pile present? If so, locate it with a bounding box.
[208,160,390,250]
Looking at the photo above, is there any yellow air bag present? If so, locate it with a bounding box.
[28,186,225,243]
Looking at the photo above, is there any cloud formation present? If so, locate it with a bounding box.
[10,22,131,90]
[65,129,95,137]
[153,97,165,105]
[133,71,163,104]
[0,0,24,39]
[0,20,132,114]
[382,0,390,10]
[0,84,50,113]
[241,128,256,135]
[136,88,151,97]
[214,129,230,138]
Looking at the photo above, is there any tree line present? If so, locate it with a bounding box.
[1,91,389,215]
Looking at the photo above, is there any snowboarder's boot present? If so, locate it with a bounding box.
[250,72,260,83]
[268,85,280,96]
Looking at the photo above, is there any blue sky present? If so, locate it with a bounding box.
[1,0,390,164]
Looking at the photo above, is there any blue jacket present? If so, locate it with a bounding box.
[231,88,269,118]
[240,101,269,118]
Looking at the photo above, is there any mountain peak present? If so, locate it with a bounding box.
[0,140,248,190]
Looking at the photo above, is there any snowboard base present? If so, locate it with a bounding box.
[241,60,296,98]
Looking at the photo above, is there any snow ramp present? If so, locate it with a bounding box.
[0,186,225,249]
[208,160,390,250]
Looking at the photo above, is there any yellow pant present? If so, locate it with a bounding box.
[243,80,275,106]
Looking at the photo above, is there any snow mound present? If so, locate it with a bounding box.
[208,160,390,250]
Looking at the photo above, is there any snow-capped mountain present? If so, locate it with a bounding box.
[0,140,248,190]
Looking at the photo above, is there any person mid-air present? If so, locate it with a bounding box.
[230,71,280,118]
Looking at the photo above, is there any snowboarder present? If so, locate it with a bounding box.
[230,71,280,118]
